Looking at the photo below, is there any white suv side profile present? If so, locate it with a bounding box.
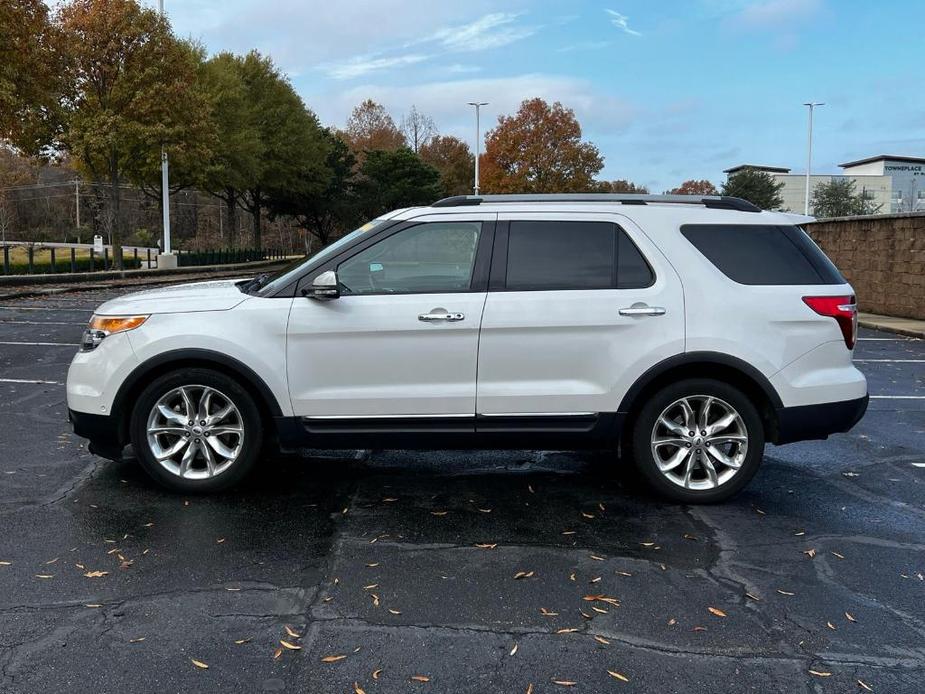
[67,194,868,502]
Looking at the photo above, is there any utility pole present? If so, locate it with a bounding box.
[468,102,488,196]
[74,179,80,243]
[157,0,175,267]
[803,102,824,215]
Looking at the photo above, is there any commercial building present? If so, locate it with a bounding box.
[723,155,925,214]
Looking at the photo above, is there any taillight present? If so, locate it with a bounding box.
[803,295,857,349]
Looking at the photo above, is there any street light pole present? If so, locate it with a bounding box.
[468,102,488,196]
[159,0,172,256]
[803,102,824,216]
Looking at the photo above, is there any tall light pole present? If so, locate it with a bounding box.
[468,102,488,196]
[803,102,824,215]
[158,0,172,257]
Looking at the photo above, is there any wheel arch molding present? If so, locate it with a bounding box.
[617,351,784,440]
[112,348,284,444]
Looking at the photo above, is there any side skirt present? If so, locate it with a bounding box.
[274,413,623,451]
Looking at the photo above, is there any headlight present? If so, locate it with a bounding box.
[80,314,149,352]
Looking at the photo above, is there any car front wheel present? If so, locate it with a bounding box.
[631,378,765,503]
[130,368,263,493]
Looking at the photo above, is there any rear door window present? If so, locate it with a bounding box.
[680,224,844,285]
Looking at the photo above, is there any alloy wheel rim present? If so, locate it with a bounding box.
[146,385,244,480]
[650,395,748,490]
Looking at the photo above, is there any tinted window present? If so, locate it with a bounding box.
[681,224,845,285]
[617,230,655,289]
[337,221,481,294]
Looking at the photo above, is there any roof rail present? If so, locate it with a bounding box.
[431,193,762,213]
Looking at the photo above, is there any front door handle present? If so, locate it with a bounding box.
[419,308,465,322]
[619,305,666,316]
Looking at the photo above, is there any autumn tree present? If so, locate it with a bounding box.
[0,0,63,153]
[356,148,441,218]
[55,0,211,267]
[480,98,603,193]
[668,179,718,196]
[420,135,475,197]
[400,105,437,154]
[721,167,784,210]
[345,99,406,156]
[0,146,37,242]
[593,179,649,194]
[810,178,881,218]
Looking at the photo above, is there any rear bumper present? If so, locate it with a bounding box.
[68,409,125,461]
[774,394,869,444]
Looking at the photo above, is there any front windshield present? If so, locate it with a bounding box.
[255,218,389,295]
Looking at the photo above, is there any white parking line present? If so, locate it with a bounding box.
[0,341,78,347]
[0,378,64,385]
[870,395,925,400]
[858,337,921,341]
[0,305,93,312]
[0,320,86,326]
[855,359,925,363]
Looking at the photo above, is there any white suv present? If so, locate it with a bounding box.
[67,194,868,502]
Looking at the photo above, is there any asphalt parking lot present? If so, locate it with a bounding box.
[0,284,923,693]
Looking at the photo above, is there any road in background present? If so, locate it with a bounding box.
[0,285,923,692]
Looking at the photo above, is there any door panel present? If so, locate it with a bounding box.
[476,213,685,416]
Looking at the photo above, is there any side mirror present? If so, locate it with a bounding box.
[306,270,340,300]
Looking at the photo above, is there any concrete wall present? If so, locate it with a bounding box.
[774,174,892,215]
[805,213,925,320]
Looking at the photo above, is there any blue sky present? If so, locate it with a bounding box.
[150,0,924,192]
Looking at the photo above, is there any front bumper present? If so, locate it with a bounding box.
[774,394,869,444]
[68,409,125,461]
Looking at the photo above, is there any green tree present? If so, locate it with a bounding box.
[480,98,603,193]
[420,135,474,197]
[356,148,441,218]
[266,128,356,247]
[721,167,784,210]
[593,179,649,194]
[55,0,211,267]
[668,179,718,196]
[236,51,328,249]
[810,178,881,218]
[198,52,262,248]
[0,0,63,153]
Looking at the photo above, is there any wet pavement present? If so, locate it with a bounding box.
[0,285,923,693]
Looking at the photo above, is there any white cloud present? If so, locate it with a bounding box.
[428,12,537,52]
[605,9,641,36]
[321,53,430,80]
[730,0,823,28]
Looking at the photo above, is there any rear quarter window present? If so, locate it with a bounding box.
[680,224,845,285]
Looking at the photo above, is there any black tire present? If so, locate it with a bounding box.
[631,378,765,503]
[130,368,263,493]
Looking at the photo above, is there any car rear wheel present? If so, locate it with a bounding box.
[631,378,765,503]
[130,368,263,493]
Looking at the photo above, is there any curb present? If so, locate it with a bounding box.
[859,319,925,340]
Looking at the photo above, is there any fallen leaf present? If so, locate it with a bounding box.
[477,508,492,513]
[803,549,817,558]
[366,563,380,568]
[561,530,576,536]
[777,589,795,596]
[692,626,707,632]
[45,557,59,565]
[372,669,382,679]
[754,507,766,515]
[667,618,677,626]
[510,643,518,656]
[745,593,761,601]
[594,635,610,645]
[382,497,398,502]
[35,574,54,579]
[607,670,630,682]
[857,679,873,692]
[590,576,601,583]
[475,543,497,549]
[191,659,209,669]
[569,572,576,581]
[832,551,845,559]
[216,538,225,544]
[364,584,379,590]
[514,571,535,580]
[129,637,145,643]
[808,670,832,677]
[234,638,251,644]
[794,530,806,536]
[526,684,534,694]
[826,622,836,630]
[320,654,345,662]
[581,512,595,519]
[616,570,632,577]
[708,607,727,617]
[640,542,655,547]
[388,609,401,615]
[280,641,302,651]
[84,570,109,578]
[555,628,579,634]
[410,675,430,682]
[845,612,857,623]
[353,682,366,694]
[598,503,605,512]
[590,554,605,561]
[284,625,301,639]
[682,533,697,541]
[371,594,380,607]
[273,648,282,660]
[540,608,558,616]
[591,606,608,614]
[430,511,448,516]
[527,485,535,493]
[552,680,577,686]
[0,561,11,566]
[84,604,102,608]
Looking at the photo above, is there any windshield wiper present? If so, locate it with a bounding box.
[240,272,271,294]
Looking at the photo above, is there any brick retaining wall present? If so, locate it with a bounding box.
[805,213,925,320]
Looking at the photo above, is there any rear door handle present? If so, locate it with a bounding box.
[419,309,465,322]
[619,306,666,316]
